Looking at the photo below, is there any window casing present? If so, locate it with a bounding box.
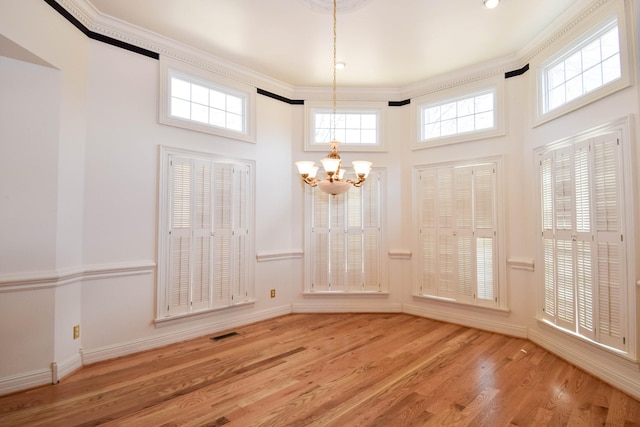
[533,2,631,126]
[304,171,385,293]
[305,101,386,152]
[537,129,629,353]
[412,77,504,149]
[542,19,620,115]
[169,73,246,133]
[157,147,254,320]
[420,89,495,141]
[414,160,504,308]
[159,56,256,143]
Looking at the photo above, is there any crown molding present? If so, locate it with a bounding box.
[53,0,613,103]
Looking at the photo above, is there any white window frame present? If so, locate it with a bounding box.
[302,169,387,294]
[535,117,636,358]
[304,101,387,152]
[159,56,257,143]
[532,1,631,127]
[156,146,255,322]
[411,76,504,149]
[412,157,507,310]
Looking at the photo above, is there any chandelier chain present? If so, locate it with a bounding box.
[332,0,337,142]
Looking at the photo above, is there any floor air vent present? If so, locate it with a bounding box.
[210,332,239,341]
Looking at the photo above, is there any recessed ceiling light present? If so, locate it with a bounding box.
[483,0,500,9]
[335,61,346,70]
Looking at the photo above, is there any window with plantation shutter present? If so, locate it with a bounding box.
[305,171,384,293]
[538,131,627,352]
[415,161,500,307]
[158,149,253,319]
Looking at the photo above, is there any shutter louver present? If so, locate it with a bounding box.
[438,169,456,298]
[232,165,249,302]
[168,157,193,315]
[592,134,625,350]
[311,187,330,291]
[419,170,438,294]
[454,167,473,302]
[192,160,213,311]
[574,142,594,339]
[553,148,576,331]
[473,165,496,303]
[213,163,234,307]
[476,237,494,301]
[540,155,556,321]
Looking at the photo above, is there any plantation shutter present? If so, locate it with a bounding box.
[308,170,382,292]
[592,133,625,350]
[191,159,213,311]
[346,188,362,290]
[538,132,626,352]
[473,164,496,304]
[167,156,193,315]
[213,163,233,307]
[232,164,250,303]
[574,141,594,339]
[419,169,438,294]
[417,163,498,306]
[554,147,576,331]
[437,168,456,298]
[330,192,347,291]
[454,166,474,303]
[161,151,253,318]
[362,173,381,291]
[311,189,330,291]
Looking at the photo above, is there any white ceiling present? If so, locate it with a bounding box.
[85,0,595,88]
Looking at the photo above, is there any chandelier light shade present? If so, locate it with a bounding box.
[483,0,500,9]
[294,0,372,196]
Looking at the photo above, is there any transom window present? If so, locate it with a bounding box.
[542,19,620,113]
[159,56,256,143]
[169,72,246,133]
[313,110,377,145]
[420,89,495,141]
[412,78,503,149]
[305,102,386,152]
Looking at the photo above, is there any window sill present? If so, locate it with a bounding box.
[535,317,636,363]
[411,293,510,316]
[303,291,389,296]
[154,299,256,327]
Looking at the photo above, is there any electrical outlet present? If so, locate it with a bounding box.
[270,289,276,298]
[73,325,80,340]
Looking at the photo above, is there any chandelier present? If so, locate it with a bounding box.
[295,0,372,196]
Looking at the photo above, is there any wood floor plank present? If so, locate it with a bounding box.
[1,313,639,427]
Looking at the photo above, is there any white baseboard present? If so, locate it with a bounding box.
[81,305,292,365]
[403,303,528,338]
[292,302,403,313]
[0,368,51,396]
[52,353,83,383]
[528,327,640,401]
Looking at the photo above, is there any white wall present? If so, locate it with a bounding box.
[0,0,638,401]
[0,0,89,390]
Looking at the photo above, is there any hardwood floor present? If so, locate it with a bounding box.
[1,313,639,426]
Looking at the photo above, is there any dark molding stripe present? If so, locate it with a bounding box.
[505,63,529,79]
[43,0,159,59]
[389,99,411,107]
[257,88,304,105]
